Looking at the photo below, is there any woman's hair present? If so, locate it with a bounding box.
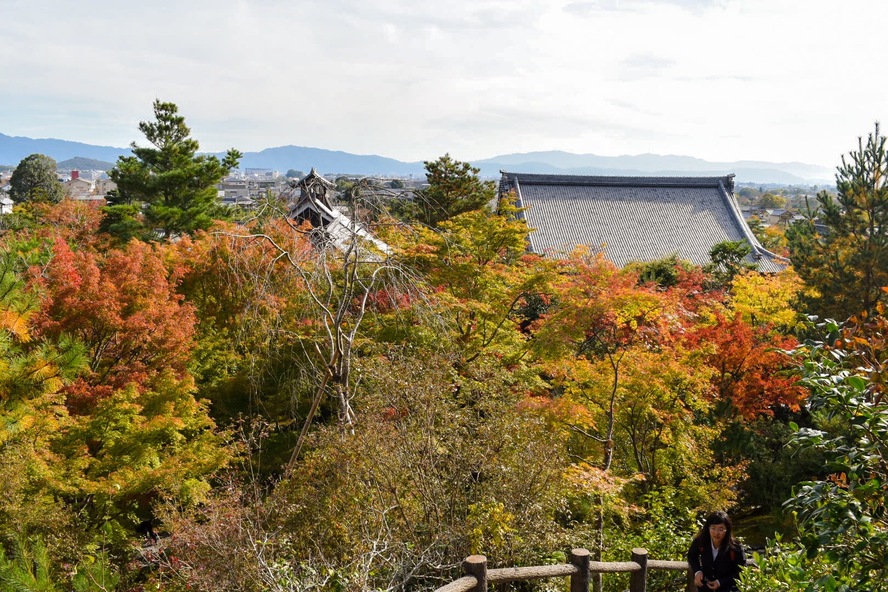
[694,510,736,550]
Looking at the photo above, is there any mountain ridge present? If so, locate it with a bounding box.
[0,133,835,185]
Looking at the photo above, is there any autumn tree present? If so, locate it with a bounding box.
[729,268,804,330]
[788,123,888,320]
[532,251,675,470]
[686,313,804,420]
[107,99,242,241]
[758,192,787,209]
[163,222,328,470]
[415,154,496,227]
[530,251,677,589]
[396,195,553,367]
[33,238,197,410]
[9,153,64,204]
[0,235,229,583]
[0,252,92,576]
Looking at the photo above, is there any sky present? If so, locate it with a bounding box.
[1,0,886,168]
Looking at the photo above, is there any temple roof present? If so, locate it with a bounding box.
[499,172,787,272]
[285,167,335,209]
[282,168,389,257]
[300,167,335,188]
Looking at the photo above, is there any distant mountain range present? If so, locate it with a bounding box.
[0,132,836,185]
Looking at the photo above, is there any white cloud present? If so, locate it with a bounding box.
[0,0,886,167]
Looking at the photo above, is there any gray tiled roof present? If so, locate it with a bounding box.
[500,172,786,273]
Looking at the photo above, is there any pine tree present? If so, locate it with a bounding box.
[107,100,242,241]
[787,123,888,320]
[416,153,495,226]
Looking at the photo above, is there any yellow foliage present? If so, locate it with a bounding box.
[467,501,517,555]
[564,462,639,496]
[730,268,804,330]
[0,309,32,342]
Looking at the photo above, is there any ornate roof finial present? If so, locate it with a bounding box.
[725,174,736,193]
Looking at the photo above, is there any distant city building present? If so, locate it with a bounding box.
[217,170,285,206]
[243,168,280,179]
[64,177,93,199]
[0,195,13,215]
[95,178,117,197]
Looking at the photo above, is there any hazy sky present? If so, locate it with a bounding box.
[1,0,884,167]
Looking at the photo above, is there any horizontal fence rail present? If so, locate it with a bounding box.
[435,548,696,592]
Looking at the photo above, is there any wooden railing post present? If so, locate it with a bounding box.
[686,566,696,592]
[463,555,487,592]
[570,548,591,592]
[629,548,648,592]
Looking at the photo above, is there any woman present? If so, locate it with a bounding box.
[687,511,746,591]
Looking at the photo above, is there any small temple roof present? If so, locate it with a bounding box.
[301,167,335,188]
[499,172,787,272]
[283,168,389,257]
[279,167,336,210]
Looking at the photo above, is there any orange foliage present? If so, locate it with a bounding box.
[518,392,597,434]
[29,199,107,249]
[685,313,805,418]
[534,251,674,356]
[33,239,196,412]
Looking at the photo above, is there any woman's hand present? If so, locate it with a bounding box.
[694,571,704,587]
[706,579,721,589]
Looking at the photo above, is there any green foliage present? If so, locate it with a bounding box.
[715,417,823,511]
[0,536,120,592]
[705,239,755,287]
[9,154,64,204]
[739,535,858,591]
[788,123,888,320]
[782,317,888,589]
[97,191,143,244]
[0,536,58,592]
[415,153,496,226]
[626,253,694,288]
[746,215,766,237]
[71,549,120,592]
[108,99,242,241]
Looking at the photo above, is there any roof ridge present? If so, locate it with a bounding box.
[500,171,733,188]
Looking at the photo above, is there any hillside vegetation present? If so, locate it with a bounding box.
[0,106,885,591]
[57,156,116,171]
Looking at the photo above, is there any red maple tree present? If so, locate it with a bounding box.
[33,239,196,412]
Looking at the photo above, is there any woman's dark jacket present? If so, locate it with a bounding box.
[687,536,746,591]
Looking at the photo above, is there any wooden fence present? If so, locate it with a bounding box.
[435,548,695,592]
